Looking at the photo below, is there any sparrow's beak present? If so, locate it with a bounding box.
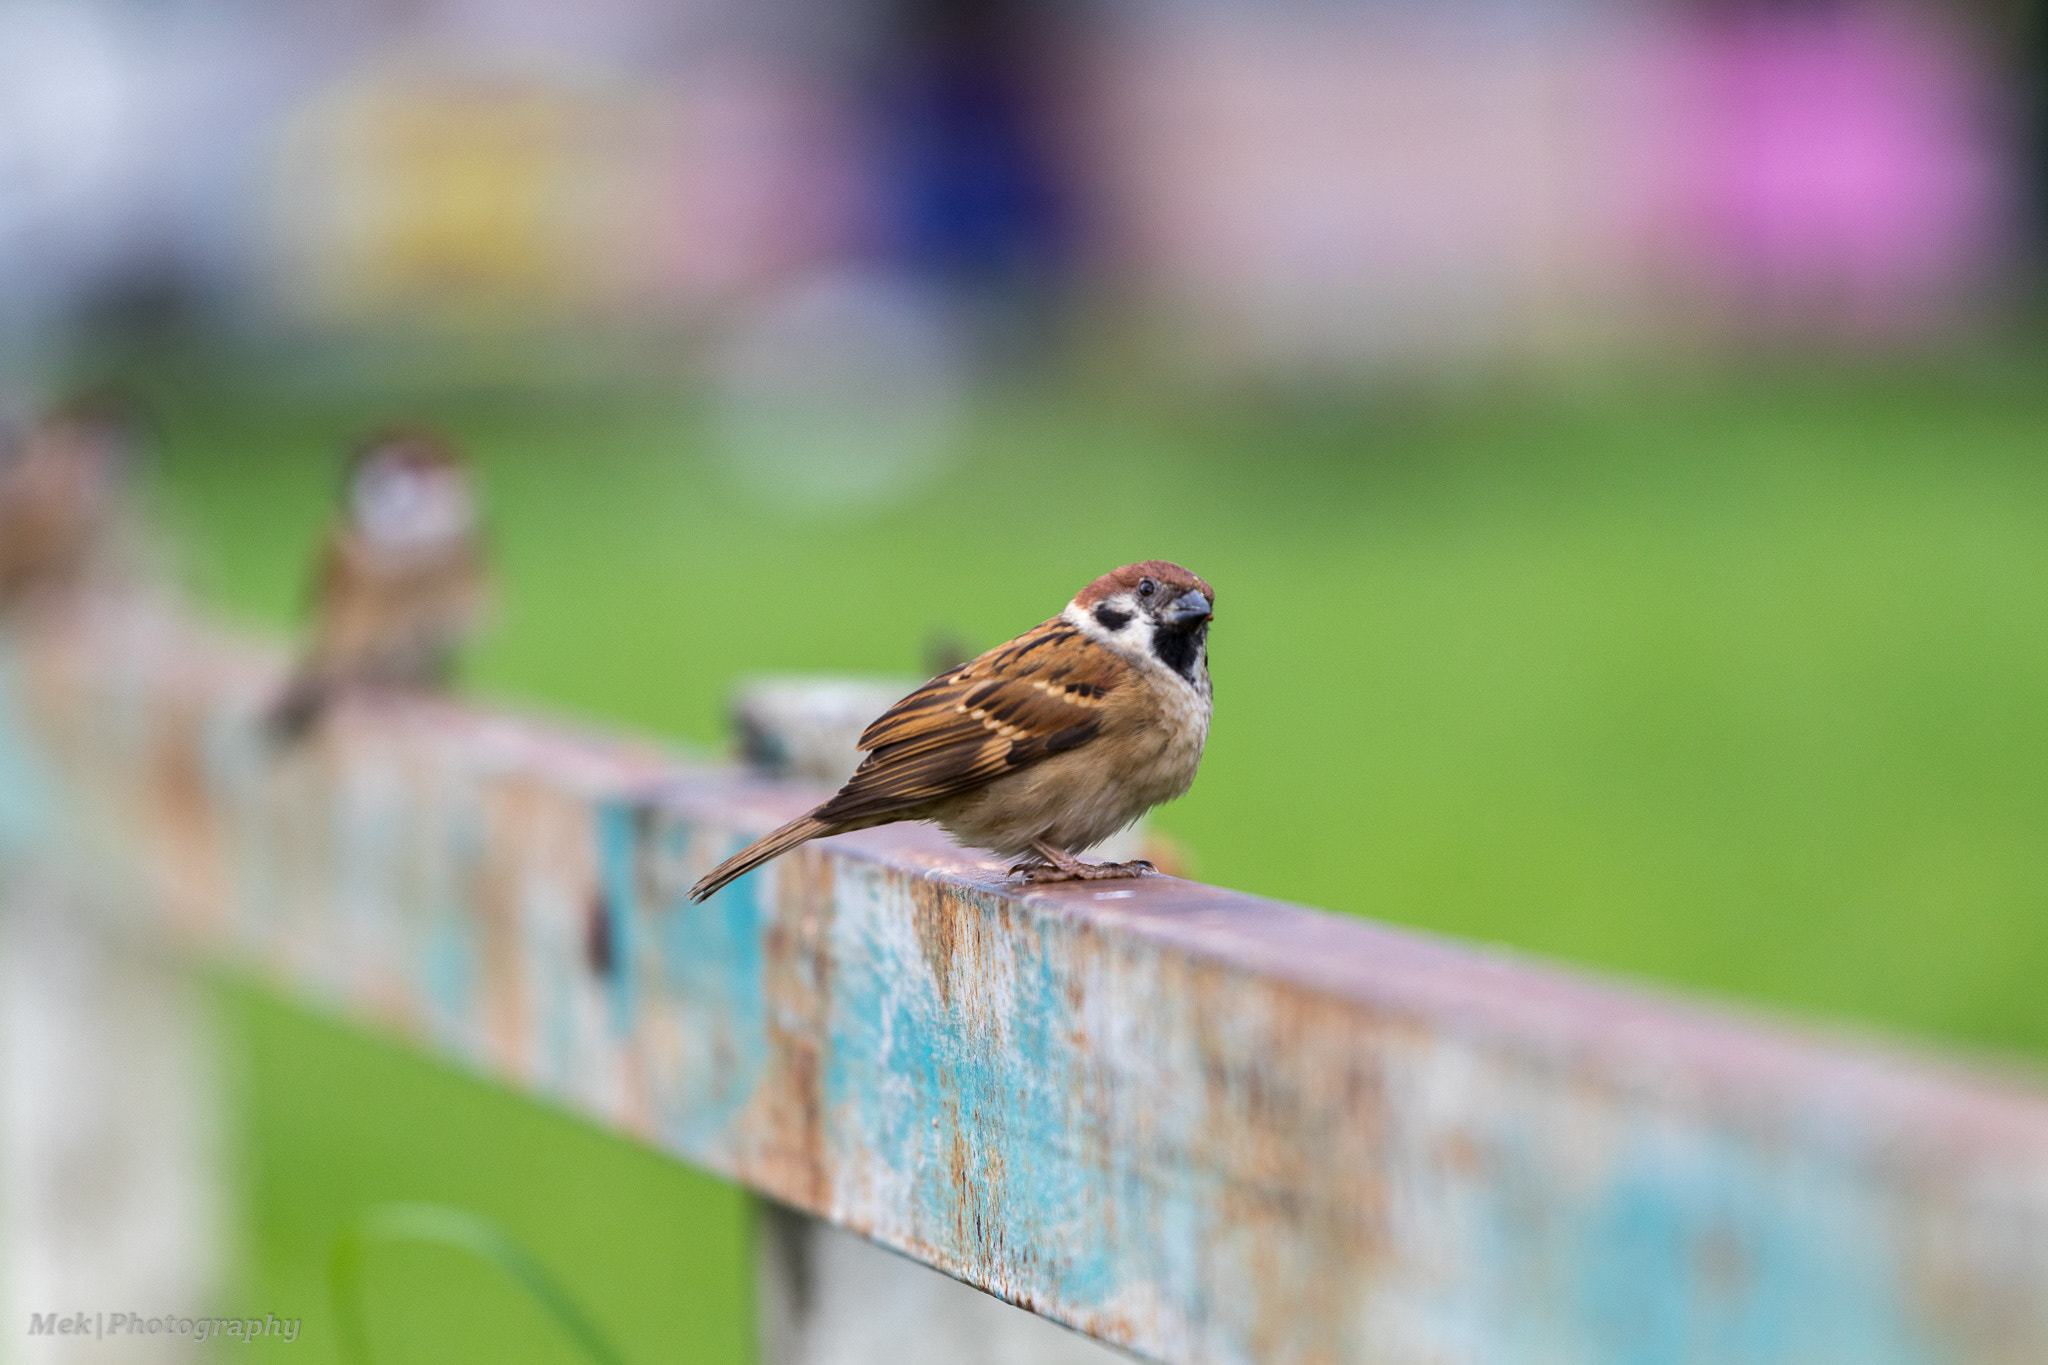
[1161,589,1212,628]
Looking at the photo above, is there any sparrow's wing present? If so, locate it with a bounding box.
[304,530,488,672]
[815,617,1127,825]
[305,529,344,605]
[269,532,485,741]
[303,531,365,657]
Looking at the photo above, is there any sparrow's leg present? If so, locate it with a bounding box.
[1011,837,1155,884]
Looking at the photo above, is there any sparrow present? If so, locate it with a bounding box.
[266,429,490,743]
[690,560,1214,901]
[0,396,142,613]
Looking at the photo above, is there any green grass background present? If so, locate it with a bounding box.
[118,351,2048,1360]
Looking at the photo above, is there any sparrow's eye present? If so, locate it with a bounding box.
[1138,578,1157,598]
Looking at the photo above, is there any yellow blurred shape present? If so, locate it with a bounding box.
[273,63,647,326]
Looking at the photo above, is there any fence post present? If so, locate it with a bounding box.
[733,679,1135,1364]
[0,882,226,1363]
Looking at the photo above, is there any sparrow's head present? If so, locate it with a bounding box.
[1071,560,1214,684]
[9,393,145,492]
[345,429,476,552]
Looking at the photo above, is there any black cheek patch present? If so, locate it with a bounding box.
[1093,605,1133,632]
[1153,626,1204,683]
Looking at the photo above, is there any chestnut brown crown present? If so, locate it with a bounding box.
[1073,560,1213,612]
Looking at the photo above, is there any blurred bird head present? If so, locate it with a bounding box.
[345,429,477,553]
[0,393,150,611]
[5,392,146,503]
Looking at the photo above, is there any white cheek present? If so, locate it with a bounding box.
[355,475,472,549]
[1064,595,1167,664]
[1065,595,1142,646]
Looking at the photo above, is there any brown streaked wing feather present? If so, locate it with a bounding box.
[817,618,1126,825]
[306,531,375,662]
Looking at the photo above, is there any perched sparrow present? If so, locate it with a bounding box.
[266,430,490,742]
[0,397,141,612]
[690,561,1214,901]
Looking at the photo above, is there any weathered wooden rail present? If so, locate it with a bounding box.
[4,595,2048,1365]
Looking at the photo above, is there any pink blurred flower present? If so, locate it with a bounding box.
[1660,4,2009,331]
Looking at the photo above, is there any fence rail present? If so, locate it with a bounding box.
[4,596,2048,1365]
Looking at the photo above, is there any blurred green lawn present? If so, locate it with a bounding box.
[130,352,2048,1361]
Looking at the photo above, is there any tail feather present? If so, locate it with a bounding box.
[689,814,831,902]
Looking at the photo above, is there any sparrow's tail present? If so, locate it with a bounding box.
[264,671,331,747]
[689,814,832,902]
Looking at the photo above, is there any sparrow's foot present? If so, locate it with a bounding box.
[1015,858,1155,884]
[1010,837,1154,884]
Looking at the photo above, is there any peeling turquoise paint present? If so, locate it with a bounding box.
[648,826,771,1162]
[423,915,478,1054]
[1574,1163,1897,1365]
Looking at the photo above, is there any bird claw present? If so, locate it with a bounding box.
[1011,858,1156,884]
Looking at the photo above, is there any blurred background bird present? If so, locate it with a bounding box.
[266,429,490,743]
[0,395,147,615]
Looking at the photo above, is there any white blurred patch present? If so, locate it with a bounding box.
[0,8,128,224]
[352,462,475,552]
[757,1203,1127,1365]
[1,891,225,1364]
[709,270,965,512]
[0,5,133,359]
